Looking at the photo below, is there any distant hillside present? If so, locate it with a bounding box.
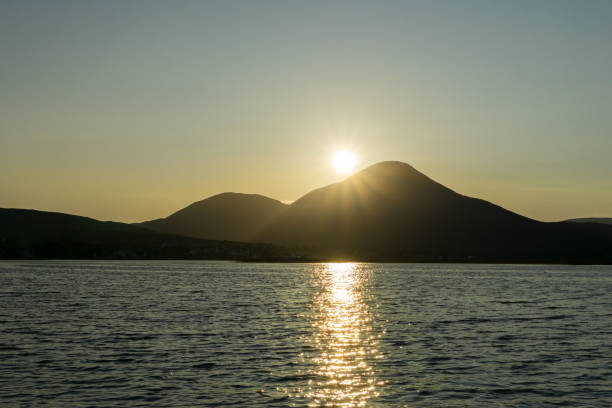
[0,208,292,260]
[260,161,534,250]
[140,193,287,241]
[566,218,612,226]
[141,161,612,263]
[5,162,610,263]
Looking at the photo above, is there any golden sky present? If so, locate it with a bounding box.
[1,1,611,222]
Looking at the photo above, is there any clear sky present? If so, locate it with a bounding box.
[1,0,611,222]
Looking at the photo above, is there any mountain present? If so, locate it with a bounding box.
[140,193,288,241]
[6,161,608,262]
[0,208,292,260]
[566,217,612,226]
[141,161,612,263]
[259,161,533,249]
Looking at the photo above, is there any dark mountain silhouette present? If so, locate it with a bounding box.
[0,208,292,260]
[141,161,612,263]
[3,161,611,263]
[140,193,287,241]
[259,161,533,250]
[566,217,612,226]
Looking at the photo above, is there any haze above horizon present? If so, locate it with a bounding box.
[1,1,611,222]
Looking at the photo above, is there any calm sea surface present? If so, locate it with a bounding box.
[1,261,611,407]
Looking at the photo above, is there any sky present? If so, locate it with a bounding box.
[1,0,611,222]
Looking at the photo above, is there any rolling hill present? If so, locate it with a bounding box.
[566,217,612,226]
[0,208,291,260]
[141,161,612,263]
[140,193,287,241]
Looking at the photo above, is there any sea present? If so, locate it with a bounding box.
[1,261,611,407]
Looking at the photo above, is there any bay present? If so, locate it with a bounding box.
[1,261,611,407]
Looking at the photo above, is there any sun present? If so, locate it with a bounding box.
[332,150,358,174]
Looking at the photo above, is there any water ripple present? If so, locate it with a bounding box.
[0,261,611,407]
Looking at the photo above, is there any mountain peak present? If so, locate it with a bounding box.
[353,160,425,178]
[140,191,286,241]
[344,160,452,197]
[362,160,418,171]
[198,192,285,206]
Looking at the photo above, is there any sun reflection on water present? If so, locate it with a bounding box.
[303,263,383,407]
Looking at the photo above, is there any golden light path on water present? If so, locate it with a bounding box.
[302,263,384,407]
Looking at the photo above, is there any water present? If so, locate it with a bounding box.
[1,261,611,407]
